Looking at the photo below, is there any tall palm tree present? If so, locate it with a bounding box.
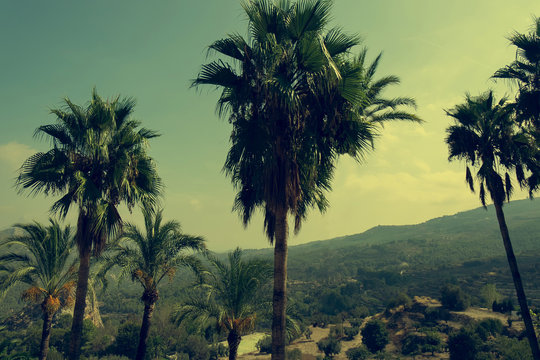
[98,206,205,360]
[445,91,540,359]
[172,248,272,360]
[16,89,161,360]
[0,220,77,360]
[193,1,419,358]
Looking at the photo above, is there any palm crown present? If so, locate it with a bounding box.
[493,16,540,127]
[17,89,161,254]
[100,206,206,299]
[0,219,76,312]
[445,91,520,205]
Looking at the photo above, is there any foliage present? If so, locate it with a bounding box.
[343,326,359,341]
[480,284,502,308]
[256,335,272,354]
[286,348,302,360]
[317,337,341,358]
[360,320,388,353]
[345,346,370,360]
[401,331,442,356]
[448,328,480,360]
[492,298,514,314]
[440,284,470,311]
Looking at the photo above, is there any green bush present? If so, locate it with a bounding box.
[345,346,370,360]
[256,336,272,354]
[286,348,302,360]
[441,284,470,311]
[361,320,388,353]
[448,328,479,360]
[343,326,359,341]
[317,337,341,358]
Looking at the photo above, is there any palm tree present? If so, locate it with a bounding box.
[172,248,272,360]
[16,89,161,360]
[0,220,77,360]
[493,17,540,194]
[445,91,540,359]
[98,206,205,360]
[193,1,419,358]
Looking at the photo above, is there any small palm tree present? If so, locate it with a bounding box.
[172,248,272,360]
[16,89,161,360]
[99,206,205,360]
[445,91,540,359]
[0,220,77,360]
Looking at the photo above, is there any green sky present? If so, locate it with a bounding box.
[1,0,539,251]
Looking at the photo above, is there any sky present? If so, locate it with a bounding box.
[1,1,539,252]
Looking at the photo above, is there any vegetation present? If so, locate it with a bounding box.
[99,206,205,360]
[15,89,161,360]
[440,284,470,311]
[173,248,272,360]
[360,319,388,353]
[0,220,76,360]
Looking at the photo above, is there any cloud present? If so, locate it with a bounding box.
[0,142,35,172]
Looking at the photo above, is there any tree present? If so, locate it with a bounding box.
[493,17,540,194]
[445,90,540,359]
[448,329,479,360]
[317,337,342,358]
[361,320,388,353]
[193,2,420,359]
[173,248,272,360]
[99,206,205,360]
[440,284,470,311]
[0,220,77,360]
[16,89,161,360]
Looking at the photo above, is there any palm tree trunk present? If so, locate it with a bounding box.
[494,201,540,360]
[68,246,91,360]
[136,300,156,360]
[39,311,54,360]
[271,207,288,360]
[227,328,242,360]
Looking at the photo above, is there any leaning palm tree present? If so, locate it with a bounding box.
[493,16,540,194]
[172,248,272,360]
[98,206,205,360]
[0,220,77,360]
[445,91,540,359]
[16,89,161,360]
[193,1,420,358]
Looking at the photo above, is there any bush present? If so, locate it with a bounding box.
[441,284,470,311]
[286,348,302,360]
[209,343,228,360]
[317,337,341,358]
[345,346,370,360]
[343,326,359,341]
[108,323,139,359]
[361,320,388,353]
[256,336,272,354]
[448,329,479,360]
[492,298,514,314]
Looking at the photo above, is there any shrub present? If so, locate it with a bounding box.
[441,284,470,311]
[209,343,228,360]
[492,298,514,314]
[448,329,479,360]
[286,348,302,360]
[343,326,359,341]
[361,320,388,353]
[317,337,342,358]
[345,346,370,360]
[256,336,272,354]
